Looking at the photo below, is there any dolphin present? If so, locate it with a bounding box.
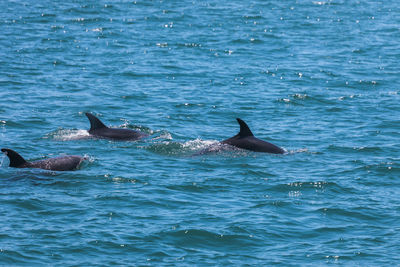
[1,148,85,171]
[85,112,147,141]
[220,118,285,154]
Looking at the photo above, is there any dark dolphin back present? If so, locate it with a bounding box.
[85,113,107,132]
[31,156,84,171]
[85,112,147,141]
[1,148,28,167]
[221,119,285,154]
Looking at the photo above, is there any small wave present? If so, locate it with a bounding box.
[267,181,358,196]
[277,93,336,106]
[327,144,384,154]
[361,162,400,176]
[179,42,202,48]
[0,249,41,266]
[243,15,264,20]
[270,181,332,191]
[316,207,378,221]
[174,103,205,108]
[313,1,327,5]
[287,148,309,154]
[154,228,259,249]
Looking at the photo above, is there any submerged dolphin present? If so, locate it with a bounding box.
[1,148,85,171]
[220,118,285,154]
[85,112,147,141]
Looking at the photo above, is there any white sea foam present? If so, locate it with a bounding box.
[151,131,173,140]
[52,129,90,141]
[181,139,219,151]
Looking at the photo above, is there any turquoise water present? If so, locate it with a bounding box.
[1,0,399,265]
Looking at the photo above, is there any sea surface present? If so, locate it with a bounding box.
[0,0,399,265]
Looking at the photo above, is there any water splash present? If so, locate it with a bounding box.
[0,154,7,167]
[46,129,90,141]
[151,130,173,141]
[181,139,218,151]
[146,139,219,156]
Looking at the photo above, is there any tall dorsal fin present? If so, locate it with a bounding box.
[236,118,254,137]
[85,113,108,131]
[1,148,27,167]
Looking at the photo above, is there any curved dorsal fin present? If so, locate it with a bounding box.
[85,113,108,131]
[236,118,254,137]
[1,148,27,167]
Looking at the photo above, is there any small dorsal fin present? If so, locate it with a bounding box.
[236,118,254,137]
[1,148,27,167]
[85,113,108,131]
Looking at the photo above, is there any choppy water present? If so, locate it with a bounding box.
[1,0,399,265]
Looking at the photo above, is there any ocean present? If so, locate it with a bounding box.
[0,0,399,265]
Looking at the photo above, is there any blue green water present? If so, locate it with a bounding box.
[1,0,399,265]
